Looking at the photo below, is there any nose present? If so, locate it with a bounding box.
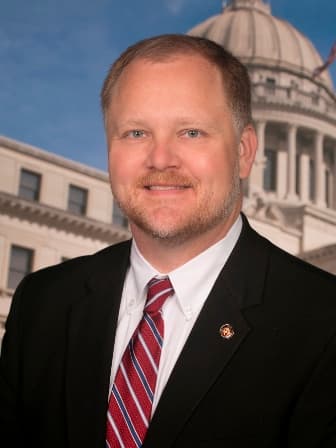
[145,136,180,171]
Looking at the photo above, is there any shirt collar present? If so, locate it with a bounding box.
[129,215,242,318]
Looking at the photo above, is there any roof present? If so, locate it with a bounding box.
[188,0,333,90]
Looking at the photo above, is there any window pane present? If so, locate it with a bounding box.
[7,245,33,290]
[112,200,128,228]
[19,169,41,201]
[265,78,276,95]
[68,185,88,215]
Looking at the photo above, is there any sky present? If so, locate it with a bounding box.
[1,0,335,171]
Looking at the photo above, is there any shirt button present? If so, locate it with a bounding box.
[129,299,135,307]
[185,306,192,320]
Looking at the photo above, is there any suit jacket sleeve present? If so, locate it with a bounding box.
[0,275,29,445]
[289,328,336,447]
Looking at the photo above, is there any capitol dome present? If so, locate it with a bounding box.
[189,0,336,273]
[189,0,333,92]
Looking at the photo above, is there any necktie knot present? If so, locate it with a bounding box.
[145,276,174,315]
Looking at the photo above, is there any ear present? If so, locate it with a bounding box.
[238,125,257,179]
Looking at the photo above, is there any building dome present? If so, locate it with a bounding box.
[188,0,336,269]
[189,0,333,91]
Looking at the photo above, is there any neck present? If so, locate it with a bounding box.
[131,208,241,273]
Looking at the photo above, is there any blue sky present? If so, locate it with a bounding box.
[1,0,335,170]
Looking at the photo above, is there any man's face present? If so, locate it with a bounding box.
[106,55,256,245]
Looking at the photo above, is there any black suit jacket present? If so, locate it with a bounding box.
[1,216,336,447]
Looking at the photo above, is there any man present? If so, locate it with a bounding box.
[0,34,335,447]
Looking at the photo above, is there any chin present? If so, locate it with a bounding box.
[143,226,196,246]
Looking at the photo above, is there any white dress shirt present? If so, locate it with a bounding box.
[110,215,242,412]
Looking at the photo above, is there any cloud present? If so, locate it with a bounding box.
[165,0,189,15]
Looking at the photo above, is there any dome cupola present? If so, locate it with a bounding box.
[189,0,333,91]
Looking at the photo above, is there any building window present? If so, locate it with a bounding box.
[112,199,128,228]
[68,185,88,215]
[265,77,276,95]
[18,169,41,201]
[7,245,34,290]
[263,149,277,192]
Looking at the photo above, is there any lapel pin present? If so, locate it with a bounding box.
[219,323,235,339]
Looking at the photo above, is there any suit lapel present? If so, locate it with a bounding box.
[65,241,131,447]
[143,217,270,447]
[143,279,250,448]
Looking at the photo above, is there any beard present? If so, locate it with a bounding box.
[113,161,241,246]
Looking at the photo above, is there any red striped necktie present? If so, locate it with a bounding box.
[106,276,174,448]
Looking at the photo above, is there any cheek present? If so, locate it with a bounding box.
[110,143,148,170]
[109,152,136,184]
[108,156,127,195]
[184,153,218,179]
[191,156,230,184]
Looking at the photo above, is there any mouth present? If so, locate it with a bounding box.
[145,185,190,191]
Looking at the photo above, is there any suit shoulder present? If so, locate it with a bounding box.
[30,239,130,279]
[267,238,335,285]
[242,219,335,298]
[253,235,335,315]
[241,225,336,325]
[13,239,131,304]
[243,218,334,282]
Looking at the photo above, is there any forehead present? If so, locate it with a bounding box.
[111,55,227,100]
[104,55,238,133]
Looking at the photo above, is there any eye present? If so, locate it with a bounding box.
[185,129,202,138]
[126,129,145,138]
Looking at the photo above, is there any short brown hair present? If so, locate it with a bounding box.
[101,34,252,133]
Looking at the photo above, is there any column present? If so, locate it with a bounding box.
[249,120,266,195]
[256,121,266,163]
[299,153,310,203]
[286,124,298,200]
[314,131,325,207]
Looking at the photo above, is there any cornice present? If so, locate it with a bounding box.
[252,103,336,130]
[246,62,335,100]
[243,197,303,235]
[0,191,130,243]
[244,196,336,232]
[0,135,109,182]
[301,243,336,262]
[302,204,336,225]
[251,84,336,128]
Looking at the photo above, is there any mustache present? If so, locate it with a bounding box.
[136,171,197,188]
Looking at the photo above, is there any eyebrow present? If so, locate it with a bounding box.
[174,119,218,130]
[112,117,220,131]
[110,119,149,131]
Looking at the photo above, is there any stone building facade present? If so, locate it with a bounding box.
[0,136,130,338]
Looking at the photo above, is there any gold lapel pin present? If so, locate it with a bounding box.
[219,323,235,339]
